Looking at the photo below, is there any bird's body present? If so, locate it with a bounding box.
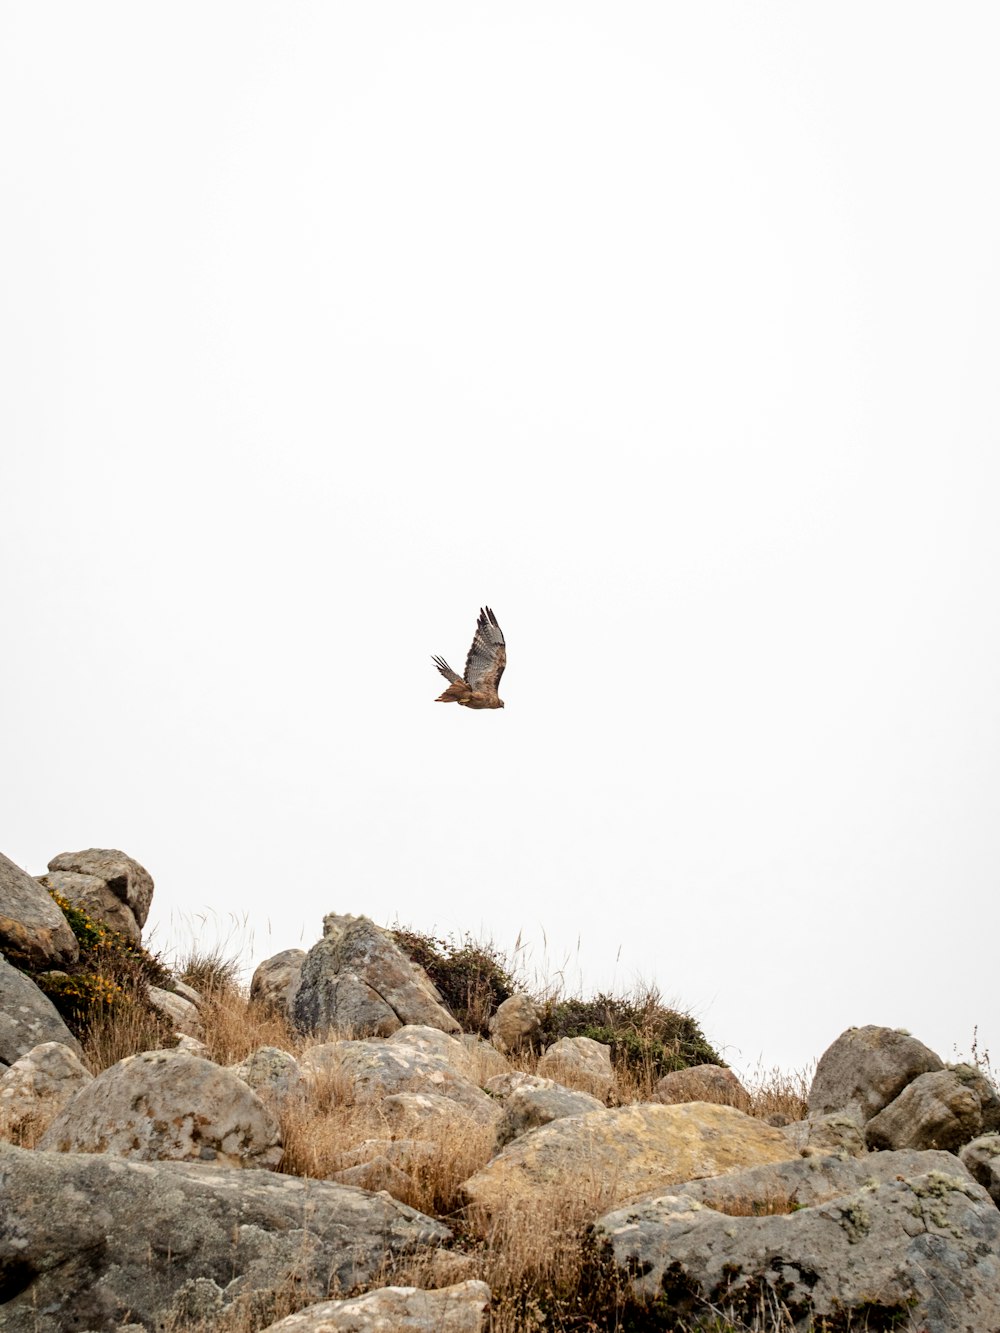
[432,607,506,709]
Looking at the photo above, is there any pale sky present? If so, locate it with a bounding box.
[3,4,998,1079]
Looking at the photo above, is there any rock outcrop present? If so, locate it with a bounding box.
[808,1024,943,1123]
[0,1041,92,1139]
[292,914,460,1038]
[251,947,306,1014]
[0,851,79,968]
[0,952,83,1066]
[259,1281,491,1332]
[653,1062,750,1110]
[535,1035,614,1100]
[0,1140,451,1333]
[46,847,154,930]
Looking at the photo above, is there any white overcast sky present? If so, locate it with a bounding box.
[3,4,998,1078]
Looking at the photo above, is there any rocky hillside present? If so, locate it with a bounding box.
[2,847,999,1332]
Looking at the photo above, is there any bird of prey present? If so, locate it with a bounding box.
[432,607,506,709]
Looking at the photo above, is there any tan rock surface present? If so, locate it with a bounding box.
[0,852,78,968]
[462,1101,796,1216]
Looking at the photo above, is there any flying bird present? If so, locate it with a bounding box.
[432,607,506,709]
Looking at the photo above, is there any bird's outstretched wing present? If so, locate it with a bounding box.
[464,606,506,698]
[432,655,462,684]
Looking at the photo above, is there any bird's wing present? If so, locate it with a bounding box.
[464,607,506,696]
[432,655,463,684]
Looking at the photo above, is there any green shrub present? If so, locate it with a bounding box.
[392,927,519,1035]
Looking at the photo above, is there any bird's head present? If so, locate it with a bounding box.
[499,699,505,708]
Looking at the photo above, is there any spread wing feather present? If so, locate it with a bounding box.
[432,655,463,684]
[464,606,506,697]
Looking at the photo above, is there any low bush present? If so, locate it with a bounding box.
[391,927,520,1035]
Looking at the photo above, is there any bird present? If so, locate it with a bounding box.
[432,607,506,709]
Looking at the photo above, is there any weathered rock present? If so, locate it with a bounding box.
[489,993,541,1053]
[172,978,203,1008]
[148,985,203,1038]
[293,915,459,1039]
[0,1041,93,1137]
[388,1024,477,1078]
[230,1046,305,1105]
[653,1063,750,1111]
[35,871,141,944]
[960,1133,1000,1205]
[865,1067,984,1152]
[462,1102,795,1217]
[0,953,83,1066]
[379,1091,480,1138]
[47,848,154,927]
[459,1034,509,1084]
[780,1111,867,1158]
[39,1048,282,1168]
[808,1024,943,1123]
[536,1035,614,1100]
[251,947,306,1013]
[0,850,79,968]
[496,1082,605,1148]
[0,1140,451,1333]
[259,1281,491,1332]
[483,1071,556,1099]
[302,1039,499,1124]
[331,1156,419,1197]
[951,1062,1000,1133]
[597,1155,1000,1331]
[174,1033,210,1057]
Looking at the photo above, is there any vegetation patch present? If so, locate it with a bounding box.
[392,927,520,1035]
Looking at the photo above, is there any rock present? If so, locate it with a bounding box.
[459,1034,509,1084]
[0,1139,451,1333]
[865,1068,984,1152]
[496,1082,604,1148]
[808,1024,943,1123]
[0,850,79,968]
[483,1071,556,1099]
[596,1154,1000,1330]
[780,1111,867,1158]
[379,1091,480,1138]
[259,1280,491,1332]
[230,1046,305,1105]
[960,1134,1000,1205]
[34,871,141,944]
[387,1024,477,1078]
[174,1033,210,1057]
[951,1062,1000,1132]
[148,985,203,1038]
[172,978,203,1008]
[653,1063,750,1111]
[47,848,154,928]
[536,1035,614,1100]
[462,1102,795,1217]
[39,1048,282,1168]
[489,993,541,1053]
[0,1041,93,1138]
[293,914,459,1039]
[302,1039,499,1124]
[251,947,306,1013]
[0,953,83,1066]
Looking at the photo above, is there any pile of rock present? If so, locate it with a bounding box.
[3,847,1000,1331]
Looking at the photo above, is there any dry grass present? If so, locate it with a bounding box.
[80,985,176,1073]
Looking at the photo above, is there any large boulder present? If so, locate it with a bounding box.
[260,1281,491,1332]
[462,1102,795,1217]
[536,1035,614,1100]
[865,1068,984,1152]
[251,947,306,1014]
[46,847,154,928]
[0,1041,92,1139]
[0,953,83,1066]
[596,1153,1000,1331]
[293,914,459,1039]
[780,1111,867,1158]
[0,1140,451,1333]
[230,1046,305,1107]
[34,870,142,944]
[39,1048,282,1168]
[148,984,203,1038]
[0,850,78,968]
[302,1038,498,1124]
[808,1024,943,1123]
[960,1134,1000,1205]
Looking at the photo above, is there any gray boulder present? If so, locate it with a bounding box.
[293,915,459,1038]
[597,1152,1000,1330]
[653,1063,750,1110]
[0,953,83,1066]
[496,1082,604,1148]
[0,1140,451,1333]
[148,984,203,1038]
[0,1040,92,1139]
[260,1281,491,1332]
[46,847,154,927]
[780,1111,866,1158]
[250,947,306,1014]
[536,1035,614,1100]
[35,871,141,944]
[960,1134,1000,1205]
[808,1024,943,1122]
[40,1048,282,1168]
[865,1068,984,1152]
[230,1045,305,1105]
[0,850,78,968]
